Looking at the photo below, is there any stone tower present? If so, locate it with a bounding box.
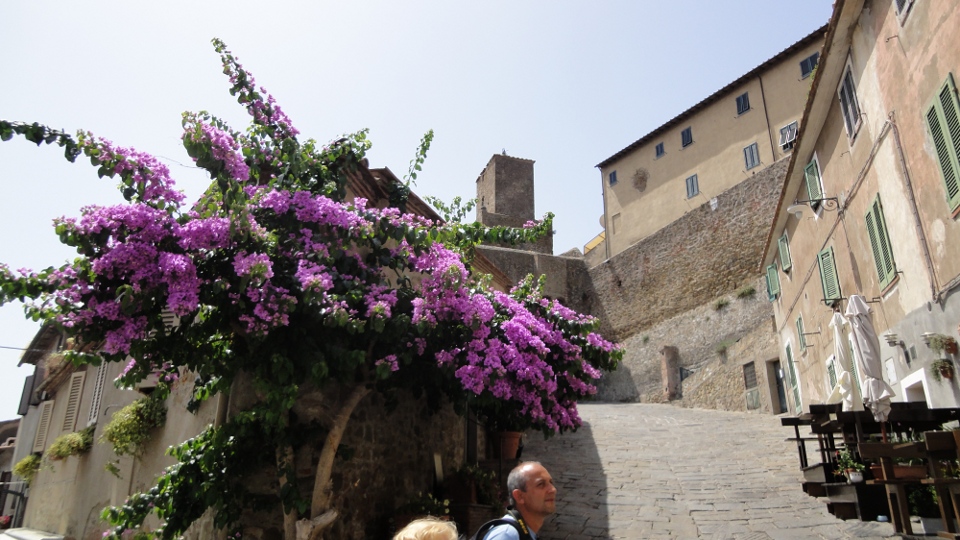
[475,154,536,226]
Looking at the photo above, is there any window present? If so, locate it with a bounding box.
[779,121,798,151]
[804,157,824,209]
[685,174,699,198]
[608,170,618,186]
[743,362,757,389]
[655,142,665,158]
[865,195,897,289]
[896,0,915,23]
[800,52,819,79]
[681,127,693,148]
[61,372,85,434]
[743,143,760,170]
[736,92,750,115]
[766,263,780,301]
[778,232,792,272]
[838,62,862,139]
[818,246,842,305]
[827,356,838,389]
[796,315,807,351]
[925,73,960,212]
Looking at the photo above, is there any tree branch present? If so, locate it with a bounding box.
[306,383,371,540]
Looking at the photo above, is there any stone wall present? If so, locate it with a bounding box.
[586,157,788,342]
[595,276,779,410]
[475,246,590,313]
[233,383,466,540]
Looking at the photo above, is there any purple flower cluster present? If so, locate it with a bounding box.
[182,116,250,181]
[77,133,185,208]
[214,41,299,139]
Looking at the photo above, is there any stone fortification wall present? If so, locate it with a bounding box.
[586,157,787,342]
[475,246,590,313]
[596,276,779,411]
[478,208,553,254]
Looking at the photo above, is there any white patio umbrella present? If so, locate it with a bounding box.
[825,311,856,411]
[846,295,896,425]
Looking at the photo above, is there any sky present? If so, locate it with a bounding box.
[0,0,834,418]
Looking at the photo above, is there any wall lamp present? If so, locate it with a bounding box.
[884,331,904,348]
[787,197,840,219]
[884,331,911,363]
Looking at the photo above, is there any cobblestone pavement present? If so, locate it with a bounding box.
[522,403,901,540]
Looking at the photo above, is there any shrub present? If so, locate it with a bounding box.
[101,394,167,457]
[736,285,756,299]
[46,425,95,461]
[13,454,41,484]
[715,340,735,356]
[713,298,730,311]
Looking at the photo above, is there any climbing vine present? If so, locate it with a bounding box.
[0,38,620,540]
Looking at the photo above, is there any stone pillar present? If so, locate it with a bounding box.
[661,346,680,401]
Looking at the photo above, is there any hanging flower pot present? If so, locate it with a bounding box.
[932,359,955,383]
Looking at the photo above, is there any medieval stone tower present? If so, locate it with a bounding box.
[476,154,535,226]
[475,154,552,255]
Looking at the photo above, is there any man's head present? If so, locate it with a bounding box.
[506,461,557,521]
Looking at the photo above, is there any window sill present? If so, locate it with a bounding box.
[880,274,900,298]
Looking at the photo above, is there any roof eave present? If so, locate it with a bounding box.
[760,0,865,270]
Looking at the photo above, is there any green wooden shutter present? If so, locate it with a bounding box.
[766,264,780,301]
[796,315,806,350]
[865,196,897,289]
[804,159,824,202]
[926,74,960,211]
[778,233,792,272]
[786,344,800,411]
[818,247,841,304]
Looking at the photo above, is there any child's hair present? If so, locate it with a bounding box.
[393,517,458,540]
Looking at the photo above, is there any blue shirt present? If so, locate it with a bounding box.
[484,514,537,540]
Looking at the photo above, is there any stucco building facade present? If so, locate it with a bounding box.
[591,27,825,265]
[762,0,960,413]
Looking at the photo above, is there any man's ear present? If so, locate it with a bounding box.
[511,488,524,507]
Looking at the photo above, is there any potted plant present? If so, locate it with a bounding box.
[835,449,865,483]
[928,333,959,356]
[393,492,451,530]
[908,485,941,532]
[45,425,94,461]
[932,359,955,383]
[12,454,41,485]
[445,463,500,507]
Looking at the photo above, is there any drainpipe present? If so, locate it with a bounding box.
[888,112,938,301]
[758,74,778,163]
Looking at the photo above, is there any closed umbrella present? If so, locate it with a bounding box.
[846,294,895,424]
[825,311,856,411]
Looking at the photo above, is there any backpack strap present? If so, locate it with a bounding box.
[471,510,533,540]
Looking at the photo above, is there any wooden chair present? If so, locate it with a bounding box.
[921,431,960,539]
[859,441,927,535]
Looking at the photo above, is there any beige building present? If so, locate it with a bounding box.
[762,0,960,413]
[591,27,825,265]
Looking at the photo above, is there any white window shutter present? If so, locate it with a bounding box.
[32,400,55,453]
[61,372,86,433]
[87,363,108,426]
